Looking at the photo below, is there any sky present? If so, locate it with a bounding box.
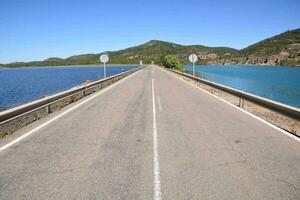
[0,0,300,63]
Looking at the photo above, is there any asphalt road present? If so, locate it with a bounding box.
[0,65,299,199]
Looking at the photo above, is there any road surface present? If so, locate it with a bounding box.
[0,65,299,199]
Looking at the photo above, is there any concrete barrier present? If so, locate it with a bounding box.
[0,67,142,138]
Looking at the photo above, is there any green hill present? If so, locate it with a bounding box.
[108,40,238,64]
[2,40,238,67]
[241,29,300,57]
[2,28,300,67]
[236,29,300,66]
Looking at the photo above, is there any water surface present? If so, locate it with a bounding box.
[184,65,300,108]
[0,66,137,110]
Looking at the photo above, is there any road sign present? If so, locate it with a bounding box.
[100,54,109,78]
[189,54,198,63]
[189,54,198,76]
[100,54,109,63]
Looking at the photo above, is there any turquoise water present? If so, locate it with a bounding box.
[184,65,300,108]
[0,66,137,110]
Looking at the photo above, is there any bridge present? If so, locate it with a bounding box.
[0,65,300,199]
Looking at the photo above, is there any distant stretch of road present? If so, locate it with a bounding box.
[0,65,299,199]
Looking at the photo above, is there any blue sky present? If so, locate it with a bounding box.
[0,0,299,63]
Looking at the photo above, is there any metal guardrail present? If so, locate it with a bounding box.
[169,68,300,121]
[0,67,142,129]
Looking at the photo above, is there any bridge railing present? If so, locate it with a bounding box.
[167,68,300,135]
[0,67,142,138]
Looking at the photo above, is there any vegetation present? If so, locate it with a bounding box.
[2,28,300,67]
[161,55,183,70]
[240,29,300,56]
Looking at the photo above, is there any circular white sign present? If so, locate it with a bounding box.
[100,54,109,63]
[189,54,198,63]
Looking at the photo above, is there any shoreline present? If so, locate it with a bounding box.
[0,64,140,69]
[1,62,300,68]
[183,63,300,68]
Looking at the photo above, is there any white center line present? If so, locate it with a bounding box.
[152,78,162,200]
[157,96,162,111]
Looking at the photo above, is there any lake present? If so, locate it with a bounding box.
[184,65,300,108]
[0,66,138,111]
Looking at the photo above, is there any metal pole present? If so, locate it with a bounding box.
[193,62,195,76]
[104,62,106,78]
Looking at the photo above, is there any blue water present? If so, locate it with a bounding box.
[0,66,137,110]
[184,65,300,108]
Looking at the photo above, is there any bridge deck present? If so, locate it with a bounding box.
[0,66,299,199]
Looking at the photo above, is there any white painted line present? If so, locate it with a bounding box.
[157,96,162,111]
[158,67,300,143]
[152,78,162,200]
[0,70,142,153]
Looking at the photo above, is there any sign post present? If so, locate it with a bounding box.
[100,54,109,78]
[189,54,198,76]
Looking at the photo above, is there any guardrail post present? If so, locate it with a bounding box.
[83,87,87,96]
[239,97,244,108]
[46,104,51,114]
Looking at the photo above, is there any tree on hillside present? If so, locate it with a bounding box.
[161,55,183,70]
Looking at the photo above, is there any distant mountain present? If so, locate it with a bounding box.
[44,57,64,62]
[236,29,300,66]
[193,29,300,66]
[108,40,238,64]
[2,28,300,67]
[241,29,300,57]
